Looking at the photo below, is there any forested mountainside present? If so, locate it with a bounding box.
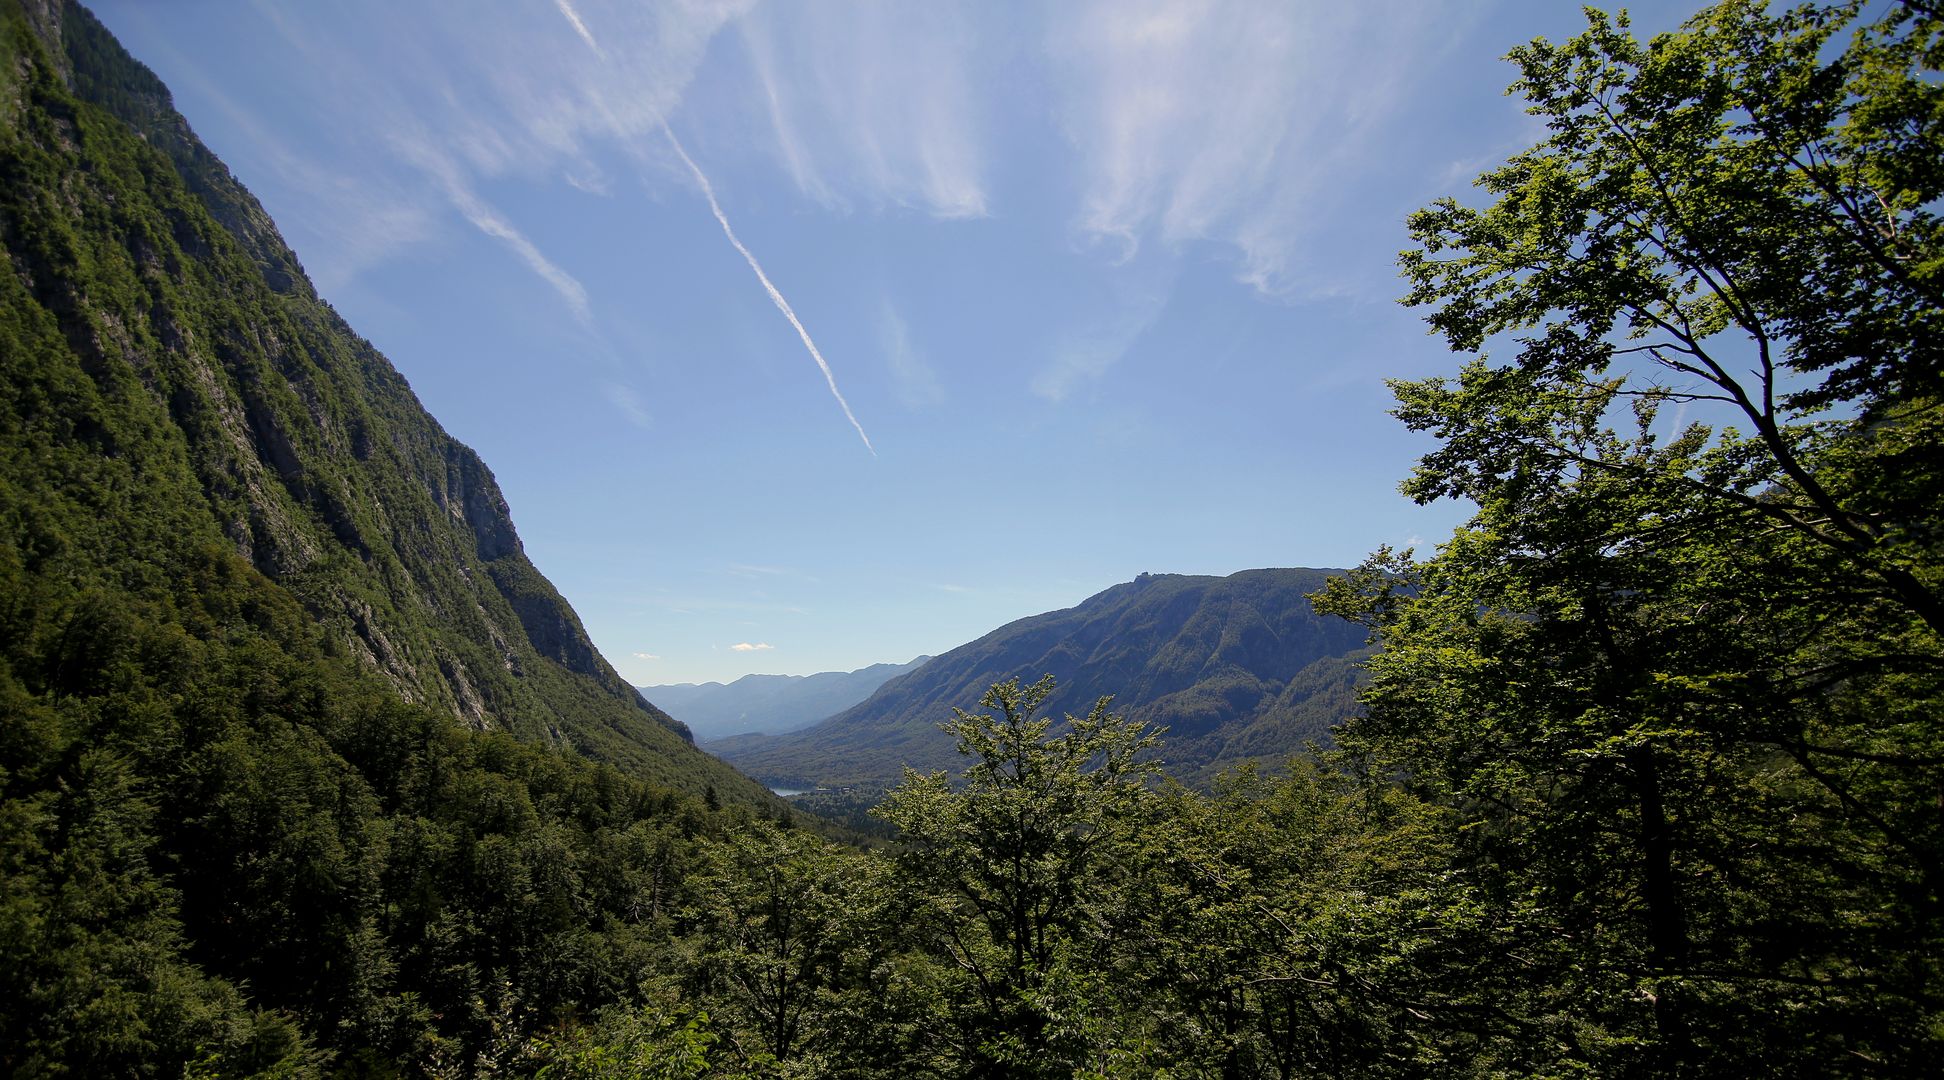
[718,568,1367,789]
[641,656,929,743]
[5,1,1940,1077]
[0,0,787,1071]
[0,0,766,799]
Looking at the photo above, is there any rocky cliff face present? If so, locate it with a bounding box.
[0,0,760,795]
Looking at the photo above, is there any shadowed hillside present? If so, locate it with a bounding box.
[717,568,1367,789]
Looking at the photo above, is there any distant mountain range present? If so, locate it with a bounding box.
[639,657,930,743]
[715,568,1368,790]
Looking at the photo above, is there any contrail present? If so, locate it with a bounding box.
[550,1,872,454]
[660,122,876,456]
[553,0,603,57]
[445,181,592,325]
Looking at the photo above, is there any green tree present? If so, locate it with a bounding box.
[519,995,719,1080]
[1396,0,1942,622]
[684,824,858,1071]
[1318,0,1944,1072]
[1131,763,1484,1079]
[873,676,1160,1077]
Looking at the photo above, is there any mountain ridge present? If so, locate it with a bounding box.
[640,656,931,743]
[3,2,809,1067]
[0,0,767,801]
[717,567,1368,789]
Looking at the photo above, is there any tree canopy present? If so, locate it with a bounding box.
[7,0,1942,1076]
[1318,0,1944,1071]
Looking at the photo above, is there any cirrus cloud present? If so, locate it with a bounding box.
[1047,0,1466,294]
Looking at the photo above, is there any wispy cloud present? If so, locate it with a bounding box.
[730,641,775,652]
[206,0,1465,308]
[632,651,661,660]
[738,4,988,218]
[540,1,880,454]
[1047,0,1461,294]
[119,25,435,291]
[1032,274,1171,402]
[651,596,809,616]
[436,169,593,324]
[553,0,604,58]
[562,164,613,196]
[879,301,944,408]
[661,121,876,455]
[232,0,747,291]
[1033,315,1156,402]
[602,382,651,427]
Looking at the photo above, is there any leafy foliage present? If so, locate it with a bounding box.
[1317,0,1944,1071]
[6,0,1940,1075]
[872,677,1159,1075]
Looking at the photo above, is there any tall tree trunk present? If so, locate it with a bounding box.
[1630,743,1690,1068]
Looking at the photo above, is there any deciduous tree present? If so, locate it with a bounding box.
[874,676,1159,1077]
[1318,0,1944,1071]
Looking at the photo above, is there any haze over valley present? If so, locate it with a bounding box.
[640,656,929,744]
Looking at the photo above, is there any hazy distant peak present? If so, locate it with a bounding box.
[641,656,932,743]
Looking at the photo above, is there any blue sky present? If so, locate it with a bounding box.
[93,0,1699,685]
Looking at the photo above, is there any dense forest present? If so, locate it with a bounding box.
[3,0,1939,1076]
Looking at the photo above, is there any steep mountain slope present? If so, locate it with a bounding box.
[0,0,763,801]
[718,569,1368,788]
[642,656,930,743]
[1,3,800,1069]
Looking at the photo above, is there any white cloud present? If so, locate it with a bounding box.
[655,596,808,615]
[880,301,944,408]
[1031,275,1170,402]
[203,0,1470,308]
[188,0,1488,342]
[1034,322,1150,402]
[230,0,751,295]
[632,651,661,660]
[554,0,604,58]
[738,4,988,218]
[603,382,651,428]
[434,168,592,324]
[122,31,436,291]
[730,642,775,652]
[562,164,613,196]
[1047,0,1461,295]
[323,0,984,292]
